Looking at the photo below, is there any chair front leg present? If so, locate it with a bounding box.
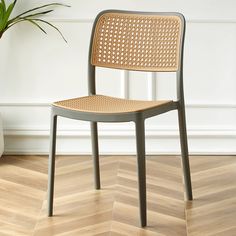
[178,105,193,201]
[48,114,58,216]
[135,117,147,227]
[91,122,100,189]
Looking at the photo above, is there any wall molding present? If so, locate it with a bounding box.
[0,102,236,108]
[2,103,235,155]
[120,70,129,99]
[3,126,236,155]
[147,72,157,101]
[4,125,236,137]
[0,102,50,107]
[48,18,236,24]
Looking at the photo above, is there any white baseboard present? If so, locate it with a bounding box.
[3,125,236,155]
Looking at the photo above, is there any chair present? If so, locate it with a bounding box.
[47,10,193,227]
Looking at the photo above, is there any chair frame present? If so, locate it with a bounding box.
[48,10,193,227]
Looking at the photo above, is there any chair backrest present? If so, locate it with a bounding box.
[90,10,185,73]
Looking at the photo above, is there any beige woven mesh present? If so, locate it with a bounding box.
[91,12,182,72]
[54,95,172,114]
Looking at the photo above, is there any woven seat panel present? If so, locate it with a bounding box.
[91,12,181,72]
[53,95,172,114]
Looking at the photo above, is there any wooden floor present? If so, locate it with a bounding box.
[0,155,235,236]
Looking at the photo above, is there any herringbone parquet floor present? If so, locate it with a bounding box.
[0,155,235,236]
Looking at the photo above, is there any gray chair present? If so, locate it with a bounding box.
[48,10,193,227]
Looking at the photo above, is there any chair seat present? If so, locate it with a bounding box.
[53,95,172,114]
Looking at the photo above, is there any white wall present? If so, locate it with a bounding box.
[1,0,236,155]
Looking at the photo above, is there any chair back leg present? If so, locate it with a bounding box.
[48,114,58,216]
[178,106,193,200]
[91,122,101,189]
[135,117,147,227]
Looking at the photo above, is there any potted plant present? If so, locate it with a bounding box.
[0,0,69,156]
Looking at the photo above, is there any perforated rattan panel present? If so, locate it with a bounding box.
[53,95,172,114]
[91,12,182,72]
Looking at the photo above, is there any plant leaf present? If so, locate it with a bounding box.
[2,1,69,42]
[5,18,47,34]
[24,18,47,34]
[0,2,6,30]
[7,9,54,26]
[9,3,70,23]
[0,3,4,19]
[33,18,67,42]
[0,2,15,31]
[1,0,6,12]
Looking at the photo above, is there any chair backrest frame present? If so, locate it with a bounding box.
[88,10,186,103]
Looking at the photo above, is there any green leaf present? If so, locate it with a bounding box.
[1,0,6,12]
[8,3,70,24]
[1,2,15,30]
[24,18,47,34]
[17,9,54,19]
[34,18,67,42]
[0,3,4,17]
[5,18,47,34]
[7,9,54,27]
[1,1,69,41]
[0,3,5,30]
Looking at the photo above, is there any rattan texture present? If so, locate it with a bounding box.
[53,95,172,114]
[91,12,181,72]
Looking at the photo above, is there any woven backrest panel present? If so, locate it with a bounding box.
[91,12,182,72]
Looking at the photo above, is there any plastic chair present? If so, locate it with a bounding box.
[48,10,193,227]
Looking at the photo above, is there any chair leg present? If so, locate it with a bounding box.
[135,118,147,227]
[91,122,100,189]
[178,106,193,201]
[48,114,57,217]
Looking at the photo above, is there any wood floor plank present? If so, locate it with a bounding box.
[186,156,236,236]
[0,155,235,235]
